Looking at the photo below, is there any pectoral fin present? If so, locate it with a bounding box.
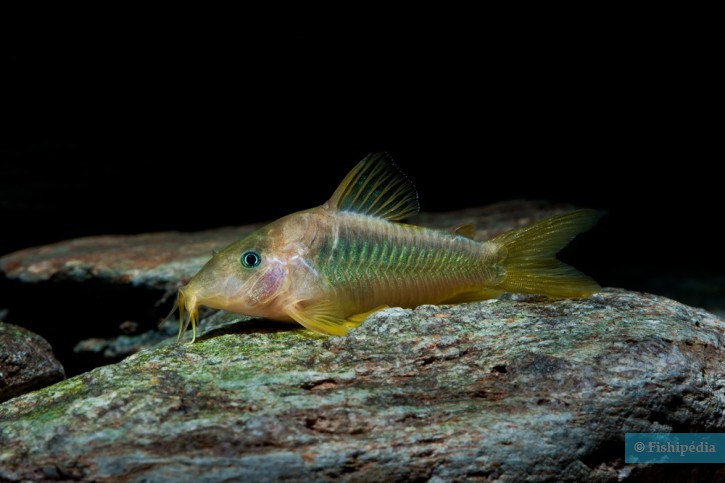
[344,305,390,329]
[286,302,389,335]
[286,300,350,336]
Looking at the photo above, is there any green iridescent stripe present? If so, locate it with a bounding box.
[317,219,480,291]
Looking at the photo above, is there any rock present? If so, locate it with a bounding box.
[0,226,259,291]
[0,289,723,481]
[0,322,65,403]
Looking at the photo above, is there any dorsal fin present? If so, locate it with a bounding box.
[449,223,477,239]
[326,152,419,221]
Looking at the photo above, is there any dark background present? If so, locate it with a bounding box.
[2,14,721,309]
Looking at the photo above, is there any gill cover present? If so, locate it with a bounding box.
[245,262,288,306]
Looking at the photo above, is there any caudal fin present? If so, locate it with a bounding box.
[491,210,603,298]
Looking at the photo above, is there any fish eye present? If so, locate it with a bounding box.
[241,250,262,268]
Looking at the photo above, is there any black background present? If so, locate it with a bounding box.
[2,13,721,300]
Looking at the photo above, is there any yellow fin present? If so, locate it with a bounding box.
[490,210,603,298]
[286,300,349,336]
[344,305,390,328]
[449,223,477,239]
[326,152,419,221]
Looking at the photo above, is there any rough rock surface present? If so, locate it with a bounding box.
[1,289,723,481]
[0,322,65,404]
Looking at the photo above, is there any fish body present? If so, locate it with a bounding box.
[178,153,601,341]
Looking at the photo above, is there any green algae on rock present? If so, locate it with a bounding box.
[0,289,723,481]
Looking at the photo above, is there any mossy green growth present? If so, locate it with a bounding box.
[0,289,723,482]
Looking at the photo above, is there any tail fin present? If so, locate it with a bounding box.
[491,210,603,298]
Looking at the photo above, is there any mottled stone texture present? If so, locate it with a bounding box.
[0,322,65,403]
[0,289,722,481]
